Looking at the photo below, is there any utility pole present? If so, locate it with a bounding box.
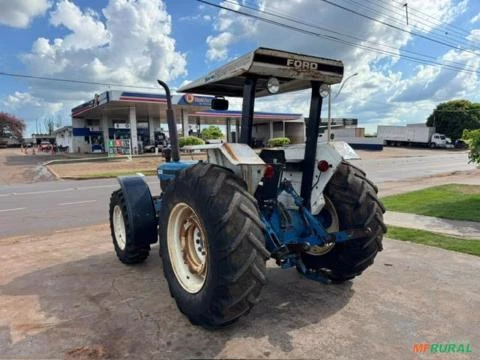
[403,3,409,25]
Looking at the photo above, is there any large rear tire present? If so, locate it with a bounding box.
[301,161,386,282]
[109,190,150,264]
[158,163,269,328]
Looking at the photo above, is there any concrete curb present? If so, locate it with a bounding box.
[43,154,160,166]
[45,164,62,180]
[385,211,480,239]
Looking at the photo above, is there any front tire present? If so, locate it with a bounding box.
[109,190,150,264]
[159,163,269,328]
[301,162,386,282]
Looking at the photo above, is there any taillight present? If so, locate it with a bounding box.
[264,165,275,179]
[317,160,330,172]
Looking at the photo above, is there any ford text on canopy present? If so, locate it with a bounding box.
[178,47,344,97]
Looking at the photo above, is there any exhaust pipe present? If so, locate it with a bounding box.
[157,80,180,162]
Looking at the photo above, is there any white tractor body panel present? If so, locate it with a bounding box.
[205,143,266,194]
[193,141,358,214]
[281,141,359,215]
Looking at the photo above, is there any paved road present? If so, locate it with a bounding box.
[0,151,475,238]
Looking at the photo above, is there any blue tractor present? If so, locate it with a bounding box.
[109,48,386,328]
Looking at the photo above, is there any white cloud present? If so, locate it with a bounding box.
[0,0,50,28]
[470,12,480,23]
[6,0,187,135]
[205,0,257,62]
[206,32,234,61]
[49,0,109,50]
[467,29,480,42]
[3,92,42,108]
[21,0,187,85]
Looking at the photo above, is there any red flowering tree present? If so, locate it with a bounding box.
[0,112,26,141]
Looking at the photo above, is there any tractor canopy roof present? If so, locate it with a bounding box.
[178,47,344,97]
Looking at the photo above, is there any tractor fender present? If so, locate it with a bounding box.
[116,176,158,245]
[282,141,360,215]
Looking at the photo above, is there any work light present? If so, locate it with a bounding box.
[319,83,330,98]
[267,77,280,94]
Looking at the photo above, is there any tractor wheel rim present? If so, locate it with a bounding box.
[167,202,207,294]
[113,205,127,250]
[308,196,339,256]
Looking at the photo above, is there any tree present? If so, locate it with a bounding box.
[463,129,480,165]
[0,112,26,141]
[201,125,224,140]
[267,137,291,147]
[179,136,205,147]
[426,100,480,140]
[37,115,55,135]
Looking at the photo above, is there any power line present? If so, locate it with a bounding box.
[0,71,161,91]
[317,0,478,55]
[359,0,471,38]
[227,0,479,73]
[341,0,478,51]
[389,0,474,37]
[340,0,478,50]
[200,0,480,75]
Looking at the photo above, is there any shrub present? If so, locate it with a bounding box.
[179,136,205,147]
[267,137,291,147]
[463,129,480,165]
[201,125,224,140]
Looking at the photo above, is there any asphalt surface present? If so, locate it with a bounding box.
[0,151,475,238]
[0,224,478,359]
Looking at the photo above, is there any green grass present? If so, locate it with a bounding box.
[387,226,480,257]
[382,184,480,222]
[68,169,157,179]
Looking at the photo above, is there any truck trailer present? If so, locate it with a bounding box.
[377,124,450,148]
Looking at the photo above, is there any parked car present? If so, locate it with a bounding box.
[143,144,157,153]
[39,141,52,151]
[454,139,468,149]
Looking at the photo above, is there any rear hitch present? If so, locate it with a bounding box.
[296,259,332,284]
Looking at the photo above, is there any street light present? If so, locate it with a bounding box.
[327,72,358,142]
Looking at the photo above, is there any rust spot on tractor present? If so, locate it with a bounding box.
[223,143,239,161]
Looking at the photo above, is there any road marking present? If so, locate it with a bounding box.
[59,200,97,206]
[13,188,74,196]
[0,207,26,213]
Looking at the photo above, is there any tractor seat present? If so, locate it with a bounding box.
[259,149,286,164]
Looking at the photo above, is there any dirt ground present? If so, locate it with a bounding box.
[47,153,207,178]
[0,148,56,185]
[0,224,478,359]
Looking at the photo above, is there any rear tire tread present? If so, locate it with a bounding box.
[159,163,268,328]
[109,190,150,265]
[301,162,386,282]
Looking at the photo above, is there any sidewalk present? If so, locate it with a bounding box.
[384,211,480,239]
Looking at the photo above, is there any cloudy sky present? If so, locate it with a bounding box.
[1,0,480,135]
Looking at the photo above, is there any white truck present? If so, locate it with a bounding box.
[377,124,451,148]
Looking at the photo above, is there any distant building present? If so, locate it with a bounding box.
[31,134,55,145]
[53,126,73,152]
[70,90,304,153]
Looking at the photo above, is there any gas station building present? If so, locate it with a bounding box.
[69,90,304,153]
